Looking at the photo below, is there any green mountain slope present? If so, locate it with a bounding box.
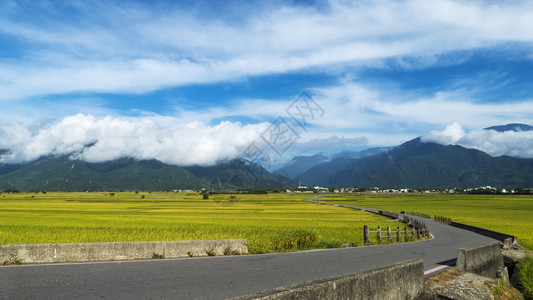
[0,155,294,191]
[298,138,533,188]
[0,156,208,191]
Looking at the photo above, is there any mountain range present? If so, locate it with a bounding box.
[273,147,391,180]
[0,155,293,191]
[296,137,533,188]
[1,123,532,190]
[485,123,533,132]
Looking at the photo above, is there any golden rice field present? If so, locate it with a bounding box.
[0,191,408,253]
[325,193,533,250]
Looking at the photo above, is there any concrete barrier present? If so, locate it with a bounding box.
[450,221,518,246]
[0,239,248,264]
[456,242,504,279]
[234,259,424,300]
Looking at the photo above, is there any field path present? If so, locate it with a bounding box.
[0,196,497,299]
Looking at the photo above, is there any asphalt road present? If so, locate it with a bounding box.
[0,201,497,299]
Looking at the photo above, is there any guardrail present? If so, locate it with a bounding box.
[0,239,249,264]
[430,214,520,249]
[403,211,431,219]
[434,215,452,225]
[234,259,425,300]
[363,211,431,245]
[430,214,519,247]
[363,225,428,244]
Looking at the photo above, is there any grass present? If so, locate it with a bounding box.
[518,256,533,300]
[493,280,524,300]
[424,267,461,288]
[0,191,409,253]
[324,193,533,250]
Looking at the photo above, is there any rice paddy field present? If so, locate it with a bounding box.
[0,191,408,253]
[324,193,533,250]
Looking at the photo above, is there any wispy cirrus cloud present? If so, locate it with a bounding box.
[1,0,533,102]
[2,0,533,166]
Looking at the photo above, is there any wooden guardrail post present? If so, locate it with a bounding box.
[416,227,421,240]
[411,227,415,240]
[387,226,392,243]
[404,227,408,242]
[396,227,400,242]
[377,226,381,244]
[364,225,369,244]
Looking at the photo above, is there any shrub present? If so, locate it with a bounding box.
[223,247,231,255]
[152,253,164,259]
[2,258,22,265]
[206,249,216,256]
[223,248,241,255]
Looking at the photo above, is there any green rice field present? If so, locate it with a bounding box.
[0,191,407,253]
[324,193,533,250]
[3,191,530,252]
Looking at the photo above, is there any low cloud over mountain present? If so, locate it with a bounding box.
[421,122,533,158]
[0,114,268,166]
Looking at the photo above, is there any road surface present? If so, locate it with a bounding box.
[0,200,497,299]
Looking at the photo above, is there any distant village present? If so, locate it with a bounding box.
[285,183,532,195]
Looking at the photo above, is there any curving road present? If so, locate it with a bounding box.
[0,199,497,299]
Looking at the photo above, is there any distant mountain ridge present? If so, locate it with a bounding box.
[297,137,533,188]
[484,123,533,132]
[0,155,294,191]
[274,147,391,180]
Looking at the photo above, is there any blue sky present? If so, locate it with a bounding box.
[1,0,533,167]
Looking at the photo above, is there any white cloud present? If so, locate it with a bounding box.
[421,122,466,145]
[298,135,368,151]
[1,0,533,101]
[165,81,533,147]
[0,114,269,166]
[292,82,533,145]
[421,123,533,158]
[2,0,533,162]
